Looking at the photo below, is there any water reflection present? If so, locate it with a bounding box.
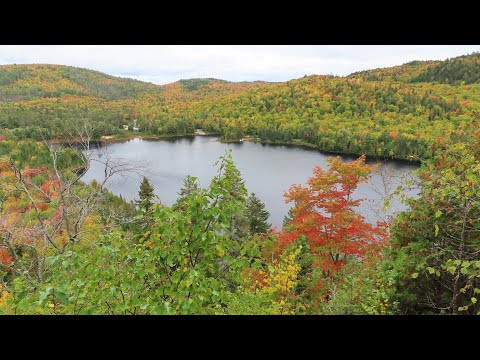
[82,136,420,227]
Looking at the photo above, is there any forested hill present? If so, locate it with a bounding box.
[0,64,162,101]
[157,78,272,102]
[0,54,479,160]
[348,60,441,82]
[0,65,270,103]
[348,52,480,84]
[411,52,480,85]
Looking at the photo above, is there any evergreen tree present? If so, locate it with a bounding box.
[136,176,155,213]
[221,159,249,241]
[283,206,294,227]
[174,175,200,210]
[246,192,271,234]
[178,175,199,198]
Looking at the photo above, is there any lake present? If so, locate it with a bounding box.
[81,136,420,228]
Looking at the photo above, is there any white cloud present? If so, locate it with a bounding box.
[0,45,479,84]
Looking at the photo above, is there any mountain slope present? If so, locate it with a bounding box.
[411,52,480,85]
[0,64,271,104]
[348,53,480,85]
[0,64,162,102]
[348,60,441,82]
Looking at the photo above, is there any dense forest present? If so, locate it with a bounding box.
[1,53,479,160]
[0,53,479,314]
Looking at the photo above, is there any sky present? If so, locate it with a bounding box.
[0,45,479,85]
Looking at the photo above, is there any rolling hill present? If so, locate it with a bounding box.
[0,54,479,160]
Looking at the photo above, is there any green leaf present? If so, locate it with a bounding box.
[38,287,54,305]
[172,271,182,284]
[411,273,419,279]
[472,297,477,304]
[447,266,456,275]
[181,301,190,312]
[434,224,439,237]
[426,267,435,275]
[435,210,442,218]
[56,291,70,304]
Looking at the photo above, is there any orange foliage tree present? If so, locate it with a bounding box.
[279,155,387,287]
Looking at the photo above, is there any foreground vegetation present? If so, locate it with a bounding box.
[0,126,478,314]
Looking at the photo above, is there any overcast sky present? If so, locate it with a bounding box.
[0,45,478,84]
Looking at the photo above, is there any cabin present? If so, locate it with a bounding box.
[123,125,129,130]
[194,128,206,136]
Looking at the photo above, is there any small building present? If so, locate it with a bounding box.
[123,125,129,130]
[133,119,140,131]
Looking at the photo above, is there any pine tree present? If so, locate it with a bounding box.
[178,175,199,198]
[283,206,294,227]
[136,176,155,213]
[174,175,200,210]
[220,158,249,241]
[246,192,271,235]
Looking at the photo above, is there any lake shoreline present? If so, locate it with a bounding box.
[51,132,422,165]
[244,138,423,165]
[81,135,420,228]
[47,132,199,146]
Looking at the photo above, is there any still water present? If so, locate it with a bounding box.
[81,136,420,228]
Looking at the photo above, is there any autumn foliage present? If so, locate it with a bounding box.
[279,155,386,279]
[0,248,13,269]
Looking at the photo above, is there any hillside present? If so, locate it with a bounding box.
[169,73,480,159]
[0,65,270,139]
[348,60,440,82]
[411,52,480,85]
[0,55,479,159]
[348,52,480,85]
[0,65,271,103]
[0,64,162,102]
